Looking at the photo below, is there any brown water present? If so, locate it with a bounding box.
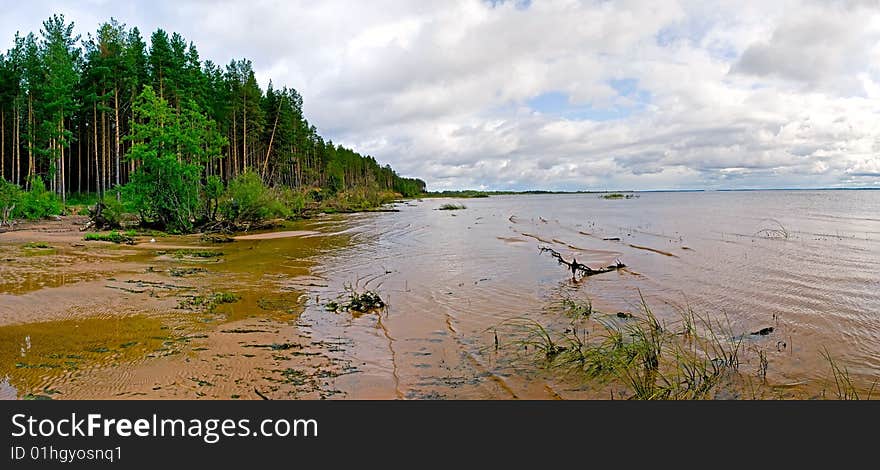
[1,191,878,399]
[294,191,880,398]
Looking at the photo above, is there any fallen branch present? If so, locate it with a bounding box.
[539,247,625,278]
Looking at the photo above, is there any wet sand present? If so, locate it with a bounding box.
[0,217,349,400]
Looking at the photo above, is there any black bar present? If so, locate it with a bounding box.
[2,400,878,468]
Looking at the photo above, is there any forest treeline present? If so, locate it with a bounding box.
[0,15,425,231]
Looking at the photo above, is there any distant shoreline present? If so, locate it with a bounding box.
[420,187,880,198]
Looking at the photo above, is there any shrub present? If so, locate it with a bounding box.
[0,178,22,225]
[219,172,287,225]
[16,177,62,220]
[321,187,398,212]
[279,188,308,218]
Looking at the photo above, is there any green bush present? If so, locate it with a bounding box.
[321,187,397,212]
[219,172,287,225]
[280,188,308,218]
[16,178,62,220]
[0,178,23,217]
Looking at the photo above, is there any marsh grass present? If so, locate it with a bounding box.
[561,297,594,317]
[498,290,880,400]
[820,347,876,400]
[496,293,748,399]
[497,318,568,360]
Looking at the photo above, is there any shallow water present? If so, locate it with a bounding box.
[295,191,880,398]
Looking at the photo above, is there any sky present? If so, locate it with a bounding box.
[2,0,880,191]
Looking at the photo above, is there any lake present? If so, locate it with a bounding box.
[296,190,880,398]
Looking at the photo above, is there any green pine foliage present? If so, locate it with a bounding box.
[123,85,224,232]
[0,15,426,232]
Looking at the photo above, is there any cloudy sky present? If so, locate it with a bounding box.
[2,0,880,190]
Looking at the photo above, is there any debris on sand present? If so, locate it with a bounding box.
[325,289,386,313]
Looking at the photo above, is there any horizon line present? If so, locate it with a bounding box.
[424,187,880,193]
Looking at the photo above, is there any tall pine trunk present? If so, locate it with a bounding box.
[1,107,4,181]
[102,107,108,192]
[130,89,136,179]
[115,86,120,190]
[94,101,101,197]
[242,94,247,172]
[59,117,66,204]
[27,94,33,188]
[14,102,20,185]
[77,123,82,194]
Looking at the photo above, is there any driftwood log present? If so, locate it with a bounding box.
[540,247,625,278]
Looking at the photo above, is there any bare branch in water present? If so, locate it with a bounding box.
[539,246,625,278]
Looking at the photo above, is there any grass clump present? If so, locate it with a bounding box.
[561,297,594,317]
[178,292,240,311]
[169,267,208,277]
[83,230,136,245]
[438,203,466,211]
[23,242,52,249]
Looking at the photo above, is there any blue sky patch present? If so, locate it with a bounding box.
[526,79,650,121]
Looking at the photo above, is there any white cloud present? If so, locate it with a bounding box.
[2,0,879,190]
